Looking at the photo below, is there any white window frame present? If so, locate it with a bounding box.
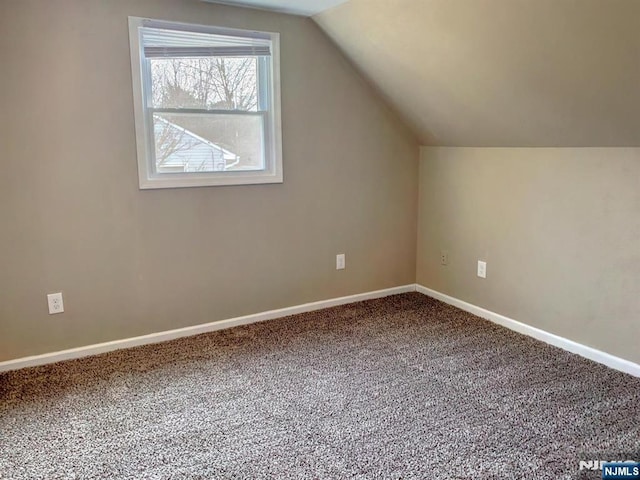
[128,17,283,189]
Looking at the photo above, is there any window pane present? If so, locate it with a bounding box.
[153,113,264,173]
[150,57,259,111]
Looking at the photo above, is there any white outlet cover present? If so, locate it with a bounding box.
[47,292,64,314]
[336,253,346,270]
[477,261,487,279]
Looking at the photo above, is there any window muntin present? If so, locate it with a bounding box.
[129,18,282,188]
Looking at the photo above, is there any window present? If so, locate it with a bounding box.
[128,17,282,189]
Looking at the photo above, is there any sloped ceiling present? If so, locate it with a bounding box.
[314,0,640,146]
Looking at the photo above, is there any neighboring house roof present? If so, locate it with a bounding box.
[154,116,238,172]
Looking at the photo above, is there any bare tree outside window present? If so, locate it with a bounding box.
[151,57,258,111]
[149,57,262,170]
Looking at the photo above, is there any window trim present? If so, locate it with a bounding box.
[128,17,283,189]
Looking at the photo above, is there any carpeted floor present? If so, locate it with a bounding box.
[1,293,638,479]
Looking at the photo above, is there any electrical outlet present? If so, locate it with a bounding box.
[47,292,64,314]
[477,261,487,279]
[440,250,449,265]
[336,253,346,270]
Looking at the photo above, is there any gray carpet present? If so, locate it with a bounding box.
[1,293,638,479]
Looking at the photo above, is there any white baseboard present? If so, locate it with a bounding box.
[415,284,640,378]
[4,284,638,379]
[0,285,416,373]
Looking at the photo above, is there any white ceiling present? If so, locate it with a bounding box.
[202,0,348,16]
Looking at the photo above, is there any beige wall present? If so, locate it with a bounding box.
[417,147,640,364]
[0,0,419,362]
